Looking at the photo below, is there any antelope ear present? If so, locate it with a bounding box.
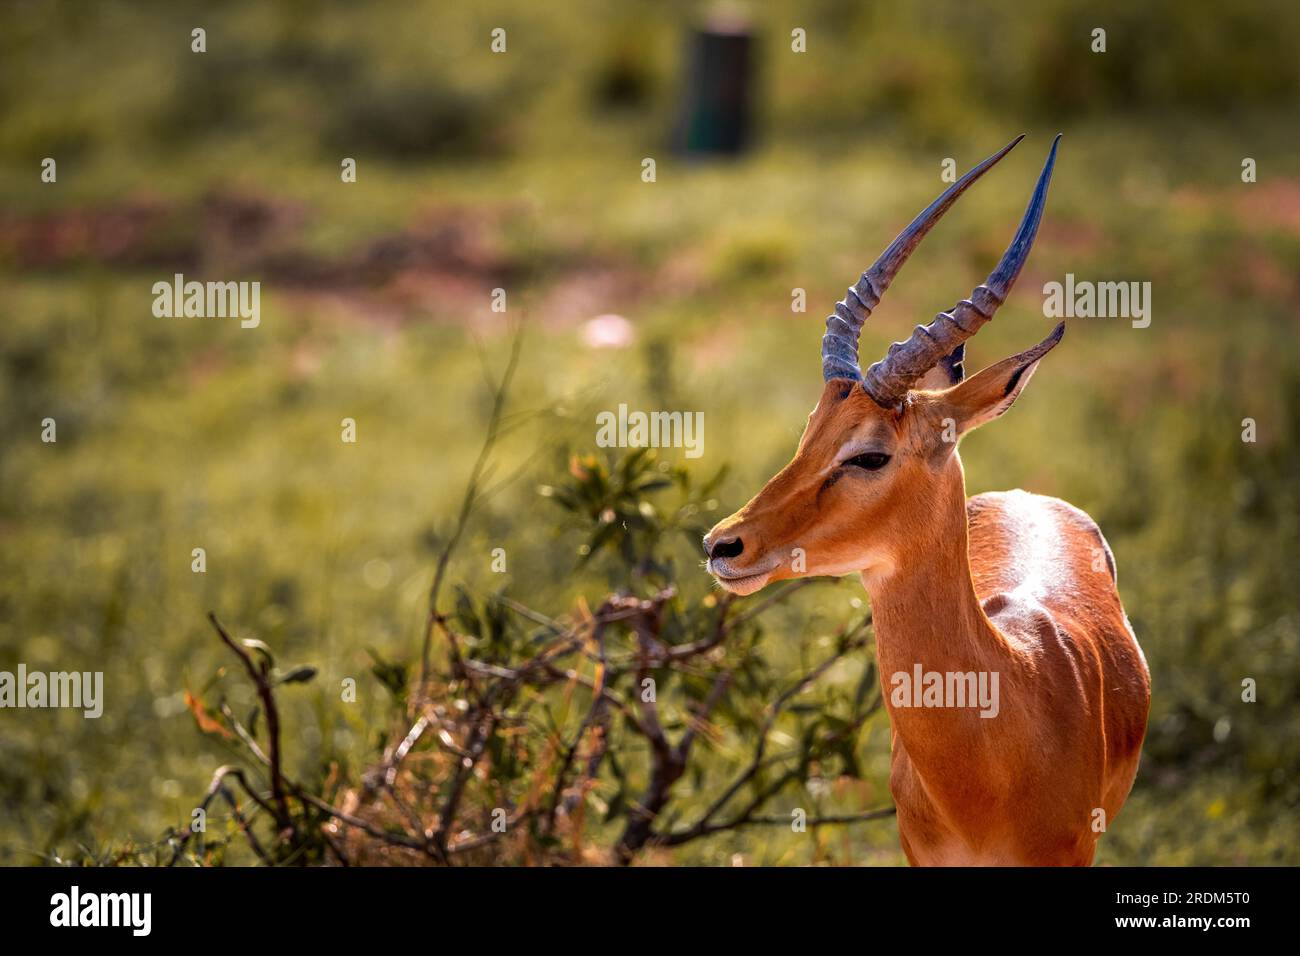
[932,323,1064,441]
[913,344,966,391]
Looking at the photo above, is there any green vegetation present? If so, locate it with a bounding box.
[0,0,1297,865]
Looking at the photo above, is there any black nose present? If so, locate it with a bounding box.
[709,536,744,560]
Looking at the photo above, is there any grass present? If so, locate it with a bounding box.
[0,0,1297,866]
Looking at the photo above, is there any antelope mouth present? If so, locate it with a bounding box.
[707,560,778,596]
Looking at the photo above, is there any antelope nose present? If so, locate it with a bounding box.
[708,535,744,560]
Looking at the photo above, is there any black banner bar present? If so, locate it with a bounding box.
[0,865,1280,943]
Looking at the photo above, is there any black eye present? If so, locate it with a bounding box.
[844,452,891,471]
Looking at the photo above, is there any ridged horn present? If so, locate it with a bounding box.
[821,134,1025,383]
[862,134,1062,406]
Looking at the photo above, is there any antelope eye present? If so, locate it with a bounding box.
[844,452,891,471]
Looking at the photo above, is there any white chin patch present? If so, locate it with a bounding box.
[713,572,772,596]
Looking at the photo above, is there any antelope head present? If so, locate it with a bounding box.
[704,135,1065,595]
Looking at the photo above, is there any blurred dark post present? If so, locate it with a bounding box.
[675,12,756,156]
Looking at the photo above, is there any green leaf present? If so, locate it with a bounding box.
[277,665,318,685]
[366,647,409,701]
[852,662,878,717]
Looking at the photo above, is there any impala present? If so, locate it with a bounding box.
[703,135,1150,866]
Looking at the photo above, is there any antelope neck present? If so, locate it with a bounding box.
[860,464,1015,683]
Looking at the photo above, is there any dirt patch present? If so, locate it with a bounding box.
[1,191,651,330]
[1232,178,1300,235]
[1172,177,1300,237]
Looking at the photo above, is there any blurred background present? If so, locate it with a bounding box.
[1,0,1297,865]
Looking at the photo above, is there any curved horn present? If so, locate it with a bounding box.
[862,134,1062,406]
[822,134,1025,383]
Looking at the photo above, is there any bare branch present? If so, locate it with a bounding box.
[420,324,523,685]
[207,613,291,831]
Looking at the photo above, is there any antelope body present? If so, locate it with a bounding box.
[704,136,1150,865]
